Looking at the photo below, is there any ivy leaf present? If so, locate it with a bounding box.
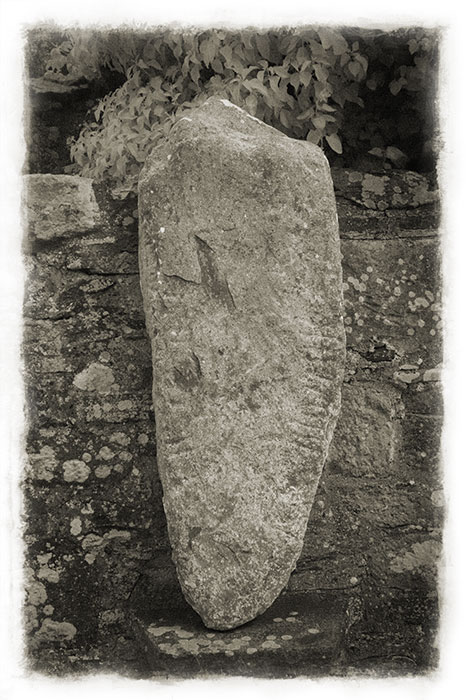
[355,54,368,73]
[385,145,408,167]
[312,115,326,130]
[256,34,271,60]
[314,64,329,83]
[219,43,233,64]
[190,64,200,83]
[296,45,309,65]
[389,79,403,95]
[279,108,290,128]
[299,69,312,87]
[200,37,218,67]
[290,73,300,91]
[297,106,315,121]
[326,133,343,153]
[273,65,290,78]
[318,102,336,113]
[349,61,361,79]
[317,29,348,56]
[306,129,321,144]
[408,38,419,55]
[212,58,224,74]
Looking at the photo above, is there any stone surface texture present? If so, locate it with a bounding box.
[138,98,346,630]
[24,174,100,240]
[22,158,441,675]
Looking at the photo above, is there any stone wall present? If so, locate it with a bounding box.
[22,168,442,676]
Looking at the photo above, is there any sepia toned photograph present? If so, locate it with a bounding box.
[3,2,464,694]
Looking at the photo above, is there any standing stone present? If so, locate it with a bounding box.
[139,97,345,630]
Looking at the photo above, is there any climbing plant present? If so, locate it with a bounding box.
[41,26,438,198]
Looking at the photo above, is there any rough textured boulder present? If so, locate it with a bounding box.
[138,97,345,630]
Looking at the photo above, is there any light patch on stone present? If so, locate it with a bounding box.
[63,459,90,483]
[70,517,82,536]
[261,640,281,649]
[110,432,131,446]
[423,367,441,382]
[308,627,320,634]
[25,605,39,632]
[35,618,77,643]
[82,533,104,550]
[43,605,54,616]
[394,371,420,384]
[37,566,59,583]
[29,446,57,482]
[95,465,112,479]
[27,581,47,606]
[106,529,131,541]
[431,489,445,507]
[37,553,52,564]
[389,539,441,573]
[148,625,181,638]
[73,362,115,395]
[98,446,114,460]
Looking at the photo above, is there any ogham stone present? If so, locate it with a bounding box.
[138,97,345,630]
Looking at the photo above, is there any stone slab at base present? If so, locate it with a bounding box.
[131,590,347,679]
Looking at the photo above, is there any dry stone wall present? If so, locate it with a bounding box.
[22,165,442,675]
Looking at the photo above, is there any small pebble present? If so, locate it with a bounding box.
[273,617,283,623]
[281,635,293,640]
[308,627,320,634]
[286,617,297,622]
[246,647,257,655]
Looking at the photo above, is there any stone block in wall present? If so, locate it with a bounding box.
[24,174,100,240]
[326,382,402,478]
[333,168,439,237]
[340,237,441,367]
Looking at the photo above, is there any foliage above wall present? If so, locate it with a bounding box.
[38,26,439,198]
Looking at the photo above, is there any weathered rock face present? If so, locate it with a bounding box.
[23,174,100,240]
[138,97,345,630]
